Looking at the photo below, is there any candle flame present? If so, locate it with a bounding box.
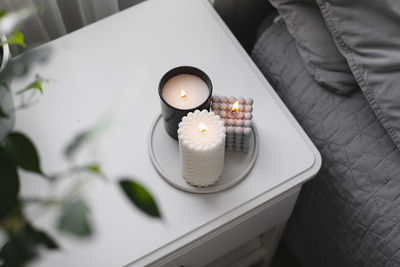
[199,123,207,133]
[231,101,239,112]
[181,89,187,98]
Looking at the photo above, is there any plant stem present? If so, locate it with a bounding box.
[22,197,60,206]
[8,101,39,112]
[41,164,107,182]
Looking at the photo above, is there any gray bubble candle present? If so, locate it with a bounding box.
[211,95,254,152]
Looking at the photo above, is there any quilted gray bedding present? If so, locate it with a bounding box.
[252,20,400,267]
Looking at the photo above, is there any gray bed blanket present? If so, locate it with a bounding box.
[252,20,400,267]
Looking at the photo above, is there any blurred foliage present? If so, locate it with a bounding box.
[0,105,9,118]
[0,224,58,266]
[1,30,26,47]
[64,130,91,159]
[0,205,58,267]
[16,74,50,95]
[0,7,37,36]
[0,5,161,267]
[64,120,111,160]
[86,164,101,175]
[4,132,43,175]
[58,199,92,237]
[0,147,19,219]
[0,82,10,92]
[120,179,161,218]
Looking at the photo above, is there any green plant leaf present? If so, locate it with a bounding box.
[0,147,19,219]
[64,121,112,160]
[0,10,7,19]
[64,130,90,159]
[0,224,58,266]
[86,164,101,174]
[2,30,26,47]
[57,198,92,237]
[31,227,59,249]
[119,179,161,218]
[1,203,25,236]
[0,105,9,118]
[0,83,11,118]
[0,81,10,92]
[0,230,37,266]
[4,132,43,175]
[16,74,50,95]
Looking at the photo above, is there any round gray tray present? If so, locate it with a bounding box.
[148,114,259,194]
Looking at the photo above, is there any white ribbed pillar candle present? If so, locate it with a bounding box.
[178,110,226,187]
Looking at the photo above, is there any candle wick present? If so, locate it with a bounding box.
[181,89,187,99]
[199,123,207,133]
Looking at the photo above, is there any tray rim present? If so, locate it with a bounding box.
[148,113,259,194]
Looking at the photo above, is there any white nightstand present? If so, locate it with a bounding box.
[12,0,321,266]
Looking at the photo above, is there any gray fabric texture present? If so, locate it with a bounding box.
[256,11,278,41]
[269,0,357,95]
[317,0,400,152]
[252,20,400,267]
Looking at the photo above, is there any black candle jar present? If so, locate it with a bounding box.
[158,66,213,139]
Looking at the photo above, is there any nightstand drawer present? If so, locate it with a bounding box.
[154,186,301,267]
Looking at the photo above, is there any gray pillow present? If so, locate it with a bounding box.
[317,0,400,151]
[269,0,357,95]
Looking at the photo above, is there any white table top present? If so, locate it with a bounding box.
[11,0,321,266]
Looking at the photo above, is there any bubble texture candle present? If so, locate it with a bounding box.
[178,110,226,187]
[211,95,254,152]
